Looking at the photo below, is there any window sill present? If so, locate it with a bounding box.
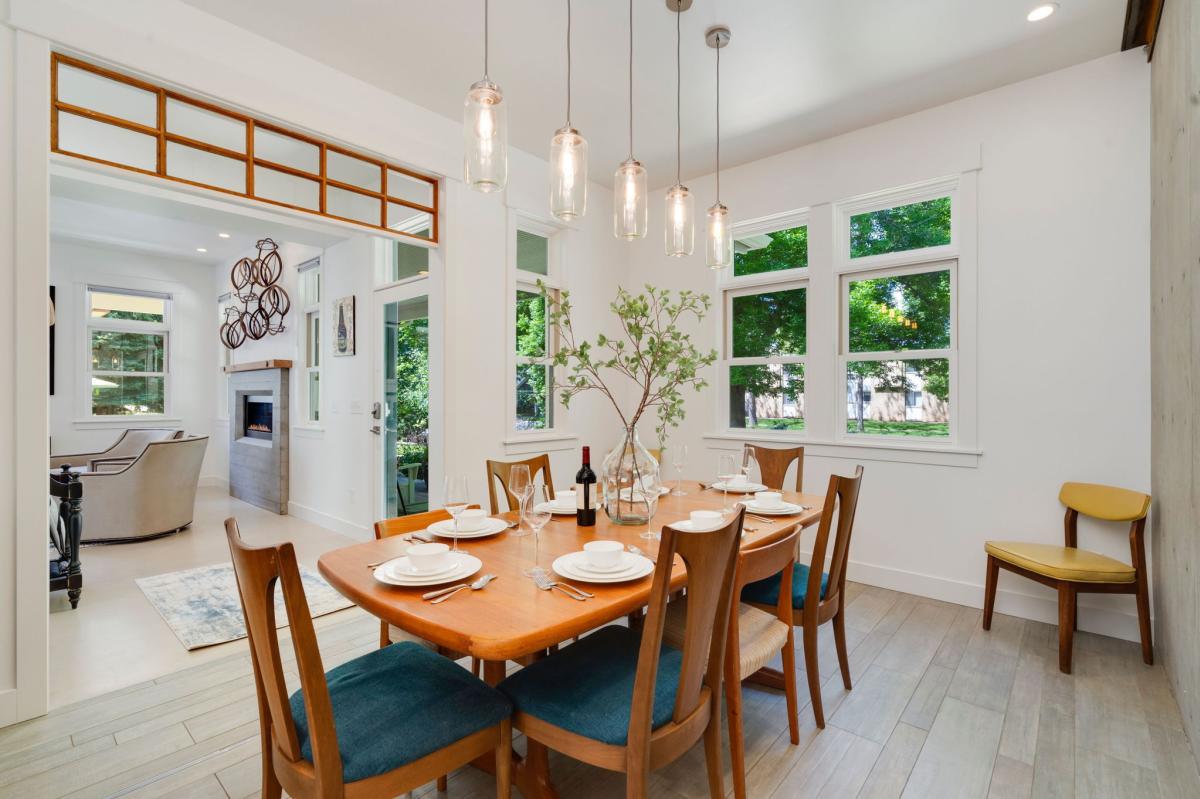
[702,432,980,468]
[72,416,183,430]
[503,431,579,455]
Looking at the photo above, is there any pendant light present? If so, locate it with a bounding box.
[664,0,694,257]
[550,0,588,219]
[705,26,732,270]
[613,0,647,240]
[464,0,507,192]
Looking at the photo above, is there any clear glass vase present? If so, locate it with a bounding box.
[600,425,661,525]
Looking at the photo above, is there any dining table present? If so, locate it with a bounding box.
[318,484,824,799]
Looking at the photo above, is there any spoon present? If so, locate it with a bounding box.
[427,574,497,604]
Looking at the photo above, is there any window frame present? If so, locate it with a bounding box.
[297,257,322,426]
[834,177,958,272]
[84,284,172,420]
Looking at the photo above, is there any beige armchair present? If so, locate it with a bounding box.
[78,436,208,543]
[50,428,183,472]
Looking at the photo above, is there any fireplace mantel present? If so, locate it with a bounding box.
[224,359,293,374]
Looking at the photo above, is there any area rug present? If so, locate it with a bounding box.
[136,563,353,650]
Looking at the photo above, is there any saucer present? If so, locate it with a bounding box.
[386,555,459,579]
[739,500,804,515]
[428,517,508,539]
[552,552,654,583]
[374,553,482,587]
[711,481,767,493]
[572,552,638,575]
[670,518,728,533]
[533,501,578,515]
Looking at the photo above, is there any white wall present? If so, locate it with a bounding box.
[626,50,1152,641]
[49,240,221,477]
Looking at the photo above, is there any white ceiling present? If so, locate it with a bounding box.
[180,0,1127,188]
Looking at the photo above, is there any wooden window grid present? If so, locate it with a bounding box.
[50,53,439,244]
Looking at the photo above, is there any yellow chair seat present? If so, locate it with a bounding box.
[985,541,1135,584]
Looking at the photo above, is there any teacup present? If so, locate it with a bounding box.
[406,542,450,574]
[583,540,623,570]
[455,508,487,532]
[755,491,783,509]
[688,510,724,530]
[726,473,749,487]
[555,489,577,507]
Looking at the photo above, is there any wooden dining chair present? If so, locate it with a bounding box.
[485,454,555,513]
[224,518,513,799]
[747,444,804,492]
[663,525,803,799]
[743,466,864,728]
[982,482,1152,674]
[497,508,745,798]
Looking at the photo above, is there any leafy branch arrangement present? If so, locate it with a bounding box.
[541,282,718,444]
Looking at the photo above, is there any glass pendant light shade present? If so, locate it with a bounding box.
[613,158,648,239]
[550,126,587,220]
[664,184,694,257]
[463,78,508,193]
[706,202,732,269]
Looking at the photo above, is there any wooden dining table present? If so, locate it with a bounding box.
[319,485,824,799]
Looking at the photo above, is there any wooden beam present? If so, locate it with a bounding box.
[1122,0,1166,59]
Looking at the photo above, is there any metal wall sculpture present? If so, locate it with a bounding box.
[220,238,292,350]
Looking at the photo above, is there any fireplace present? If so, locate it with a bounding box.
[243,394,274,441]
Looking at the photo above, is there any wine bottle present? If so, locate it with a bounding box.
[336,305,348,353]
[576,446,596,526]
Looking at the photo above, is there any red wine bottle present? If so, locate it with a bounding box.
[576,446,596,526]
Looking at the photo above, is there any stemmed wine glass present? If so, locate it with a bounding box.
[717,453,739,517]
[639,477,663,540]
[523,484,553,578]
[443,475,470,553]
[741,445,760,487]
[508,464,533,537]
[670,445,688,496]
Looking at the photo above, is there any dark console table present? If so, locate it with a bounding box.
[49,465,83,608]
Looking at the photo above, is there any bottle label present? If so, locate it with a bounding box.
[576,483,588,510]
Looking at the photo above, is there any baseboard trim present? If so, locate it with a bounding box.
[198,476,228,489]
[0,688,17,728]
[287,501,371,541]
[809,550,1149,643]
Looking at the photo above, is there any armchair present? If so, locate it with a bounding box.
[50,428,183,471]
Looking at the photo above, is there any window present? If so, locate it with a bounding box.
[86,287,170,416]
[726,284,807,431]
[387,239,431,283]
[733,224,808,277]
[298,259,321,424]
[511,222,560,432]
[849,196,951,259]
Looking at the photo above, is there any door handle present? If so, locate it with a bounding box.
[370,425,381,435]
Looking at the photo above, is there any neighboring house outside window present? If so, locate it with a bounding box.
[86,286,171,417]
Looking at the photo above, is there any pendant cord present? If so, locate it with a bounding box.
[675,4,681,185]
[483,0,490,78]
[628,0,633,159]
[566,0,572,125]
[716,43,721,202]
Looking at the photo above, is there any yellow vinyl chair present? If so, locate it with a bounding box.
[982,482,1152,674]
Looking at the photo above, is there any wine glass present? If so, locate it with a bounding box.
[640,475,663,540]
[508,464,533,537]
[716,453,739,516]
[443,475,470,553]
[523,484,553,578]
[741,445,760,487]
[670,444,688,496]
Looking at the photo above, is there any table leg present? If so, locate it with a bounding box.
[472,659,559,799]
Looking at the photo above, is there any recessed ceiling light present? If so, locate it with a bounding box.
[196,247,208,253]
[1027,4,1058,22]
[218,232,231,239]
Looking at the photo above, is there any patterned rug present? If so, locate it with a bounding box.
[136,562,354,650]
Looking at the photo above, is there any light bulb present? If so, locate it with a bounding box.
[464,79,508,193]
[613,159,647,240]
[664,184,694,257]
[1026,4,1057,22]
[549,126,587,220]
[705,202,732,270]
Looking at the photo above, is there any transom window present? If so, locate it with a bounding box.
[86,286,171,417]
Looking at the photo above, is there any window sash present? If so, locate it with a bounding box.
[839,260,956,356]
[724,278,809,361]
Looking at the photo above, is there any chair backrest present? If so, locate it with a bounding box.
[374,506,478,540]
[107,428,185,459]
[1059,482,1150,522]
[735,526,802,620]
[805,466,864,613]
[627,507,743,752]
[485,455,555,513]
[225,518,343,787]
[749,445,804,492]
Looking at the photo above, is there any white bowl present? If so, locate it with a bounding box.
[727,474,749,486]
[583,540,624,570]
[755,491,783,508]
[688,510,724,530]
[455,508,487,531]
[406,542,450,574]
[555,490,577,506]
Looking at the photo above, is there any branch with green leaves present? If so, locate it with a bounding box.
[541,282,718,445]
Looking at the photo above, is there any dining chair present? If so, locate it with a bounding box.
[747,444,804,492]
[742,465,864,728]
[663,525,803,799]
[485,454,555,513]
[497,508,745,799]
[982,482,1152,674]
[224,518,513,799]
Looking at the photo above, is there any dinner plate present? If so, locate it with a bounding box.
[428,517,508,539]
[533,501,577,516]
[668,518,729,533]
[382,555,460,579]
[710,481,768,493]
[738,500,804,515]
[373,553,482,587]
[552,552,655,583]
[571,552,641,575]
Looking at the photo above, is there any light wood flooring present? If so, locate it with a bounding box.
[6,583,1199,799]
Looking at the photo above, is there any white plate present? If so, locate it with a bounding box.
[669,518,728,533]
[738,500,804,515]
[534,501,578,516]
[571,552,641,575]
[711,481,768,493]
[552,552,655,583]
[382,555,460,579]
[374,553,482,587]
[428,517,508,539]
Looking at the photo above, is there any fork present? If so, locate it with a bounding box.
[533,572,593,600]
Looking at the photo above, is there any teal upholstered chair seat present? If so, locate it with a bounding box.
[742,563,829,609]
[497,625,683,746]
[289,641,511,783]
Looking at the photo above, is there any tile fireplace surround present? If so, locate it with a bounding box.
[227,361,290,514]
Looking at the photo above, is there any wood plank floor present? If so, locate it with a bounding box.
[3,584,1198,799]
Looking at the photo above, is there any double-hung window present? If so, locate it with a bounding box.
[512,221,561,432]
[298,258,322,424]
[86,286,171,417]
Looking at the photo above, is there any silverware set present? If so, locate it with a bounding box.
[532,571,594,601]
[422,574,498,603]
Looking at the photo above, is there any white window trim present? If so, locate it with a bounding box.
[297,257,322,428]
[216,291,233,421]
[82,284,173,421]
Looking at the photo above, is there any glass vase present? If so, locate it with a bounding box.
[600,425,661,525]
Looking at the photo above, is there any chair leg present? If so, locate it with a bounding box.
[437,775,448,792]
[471,657,481,678]
[781,627,801,745]
[802,623,824,728]
[724,662,747,799]
[982,555,999,631]
[262,762,282,799]
[495,718,512,799]
[1136,576,1154,665]
[832,610,852,690]
[1057,583,1076,674]
[379,621,390,649]
[703,696,724,799]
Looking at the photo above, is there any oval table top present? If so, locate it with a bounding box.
[318,486,824,662]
